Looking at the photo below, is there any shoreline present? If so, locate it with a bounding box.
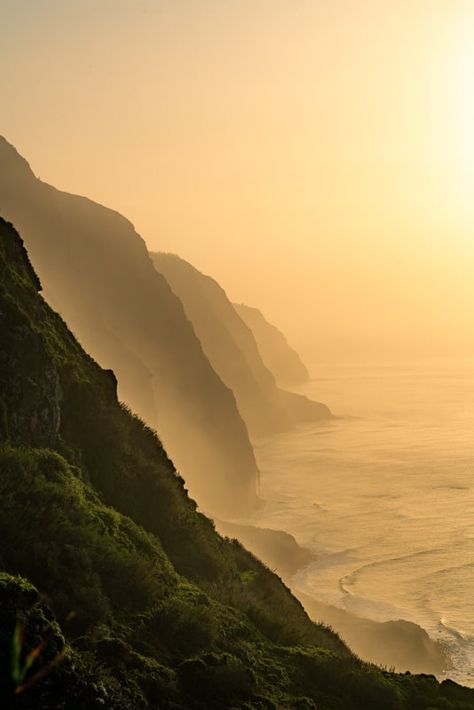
[296,590,449,676]
[217,519,450,676]
[215,518,316,578]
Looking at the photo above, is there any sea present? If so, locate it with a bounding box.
[253,360,474,687]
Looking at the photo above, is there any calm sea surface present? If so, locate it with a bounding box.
[253,360,474,686]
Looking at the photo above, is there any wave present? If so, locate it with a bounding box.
[337,562,474,686]
[339,546,446,589]
[437,619,474,686]
[425,560,474,577]
[431,483,471,491]
[338,570,417,622]
[336,575,474,686]
[439,618,470,643]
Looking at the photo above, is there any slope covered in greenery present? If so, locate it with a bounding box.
[1,219,473,708]
[152,252,330,437]
[0,135,257,516]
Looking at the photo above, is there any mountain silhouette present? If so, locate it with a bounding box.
[0,136,258,515]
[152,252,330,438]
[235,302,310,387]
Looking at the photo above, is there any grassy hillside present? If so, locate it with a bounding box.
[0,136,258,516]
[1,220,473,708]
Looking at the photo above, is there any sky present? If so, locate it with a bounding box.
[2,0,474,361]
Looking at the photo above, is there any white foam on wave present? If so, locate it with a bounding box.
[437,618,474,685]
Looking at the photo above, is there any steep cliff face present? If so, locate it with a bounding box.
[0,218,342,707]
[0,269,61,447]
[152,252,331,438]
[235,302,310,387]
[0,137,258,515]
[1,218,472,709]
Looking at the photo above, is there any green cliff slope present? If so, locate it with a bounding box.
[1,220,473,708]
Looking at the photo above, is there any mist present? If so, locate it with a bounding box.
[1,1,474,705]
[2,1,474,362]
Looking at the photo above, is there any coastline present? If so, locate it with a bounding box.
[217,519,450,676]
[297,590,449,675]
[215,519,316,577]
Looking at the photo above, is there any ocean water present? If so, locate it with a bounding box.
[253,360,474,686]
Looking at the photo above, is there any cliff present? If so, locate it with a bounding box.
[152,252,331,438]
[0,136,258,515]
[234,302,310,387]
[1,217,472,708]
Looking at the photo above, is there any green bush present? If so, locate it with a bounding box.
[0,447,175,631]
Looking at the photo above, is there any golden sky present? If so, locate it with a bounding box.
[2,0,474,360]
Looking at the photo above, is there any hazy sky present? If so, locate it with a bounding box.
[2,0,474,361]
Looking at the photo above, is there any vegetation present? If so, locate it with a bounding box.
[1,216,473,708]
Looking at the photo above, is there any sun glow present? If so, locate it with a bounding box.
[2,0,474,359]
[447,42,474,166]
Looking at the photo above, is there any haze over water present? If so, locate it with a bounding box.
[254,359,474,686]
[2,0,474,695]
